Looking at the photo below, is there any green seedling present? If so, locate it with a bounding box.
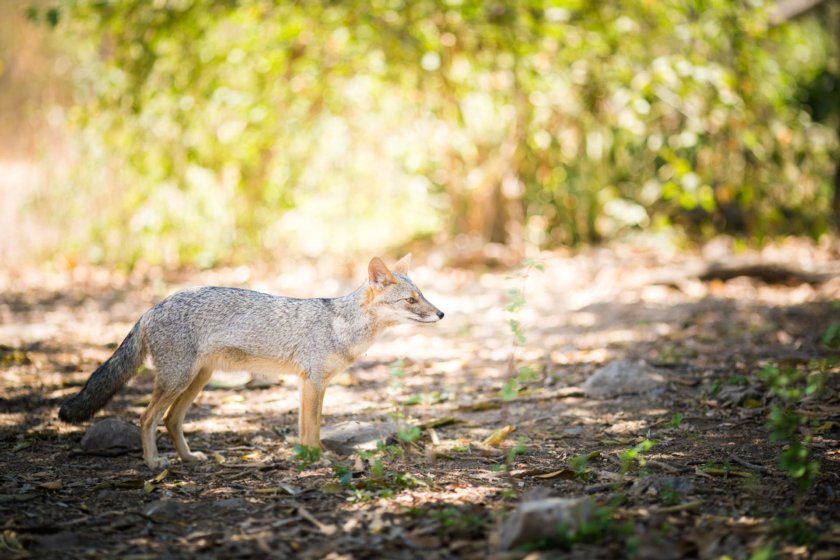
[292,444,321,469]
[501,259,544,400]
[666,413,684,429]
[620,439,654,473]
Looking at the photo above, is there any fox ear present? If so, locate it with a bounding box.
[393,253,412,274]
[368,257,396,289]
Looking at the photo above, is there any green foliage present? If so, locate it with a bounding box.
[821,321,840,348]
[397,424,422,444]
[506,440,528,465]
[666,412,684,429]
[332,464,353,486]
[771,513,819,547]
[25,0,839,266]
[388,358,406,391]
[759,363,822,493]
[407,505,490,538]
[291,444,321,469]
[620,439,655,473]
[568,451,599,481]
[501,259,544,400]
[339,441,428,502]
[500,365,539,401]
[403,390,451,406]
[519,505,626,552]
[749,545,777,560]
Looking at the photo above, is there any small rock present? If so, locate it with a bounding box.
[142,499,186,523]
[716,384,762,407]
[80,418,142,455]
[32,531,80,550]
[634,476,694,496]
[216,498,246,510]
[320,421,397,455]
[583,360,664,398]
[499,497,595,550]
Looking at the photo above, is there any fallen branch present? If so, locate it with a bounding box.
[699,262,835,285]
[729,455,771,474]
[454,387,584,412]
[654,499,704,514]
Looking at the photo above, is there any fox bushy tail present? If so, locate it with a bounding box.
[59,321,146,423]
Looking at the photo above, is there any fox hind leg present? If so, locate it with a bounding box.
[164,367,212,464]
[140,381,182,470]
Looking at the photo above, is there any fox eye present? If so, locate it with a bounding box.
[406,297,418,304]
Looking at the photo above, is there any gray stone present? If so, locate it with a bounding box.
[717,384,762,407]
[32,531,80,550]
[583,360,664,398]
[320,421,398,455]
[216,498,247,510]
[142,499,186,523]
[498,497,595,550]
[80,417,142,455]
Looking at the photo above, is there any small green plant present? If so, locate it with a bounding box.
[821,301,840,348]
[397,424,422,444]
[393,472,421,489]
[403,390,451,406]
[370,458,385,479]
[659,480,683,505]
[759,363,822,493]
[501,259,544,400]
[500,365,539,401]
[748,545,776,560]
[620,439,655,473]
[333,464,353,486]
[666,412,684,429]
[291,444,321,469]
[506,440,528,464]
[771,512,819,547]
[406,506,489,537]
[499,488,517,500]
[389,357,406,391]
[519,505,627,551]
[568,451,599,481]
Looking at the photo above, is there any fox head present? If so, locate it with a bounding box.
[366,255,444,325]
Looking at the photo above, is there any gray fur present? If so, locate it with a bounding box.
[59,322,145,423]
[58,257,443,469]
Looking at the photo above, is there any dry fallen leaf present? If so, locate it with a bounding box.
[533,469,578,480]
[483,425,515,447]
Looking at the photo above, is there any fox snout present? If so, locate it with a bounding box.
[420,305,445,322]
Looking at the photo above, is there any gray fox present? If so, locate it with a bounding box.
[59,255,443,469]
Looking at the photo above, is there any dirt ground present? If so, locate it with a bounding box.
[1,239,839,559]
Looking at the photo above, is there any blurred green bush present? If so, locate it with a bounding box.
[26,0,840,266]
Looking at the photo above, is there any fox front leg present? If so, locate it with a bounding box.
[298,376,326,449]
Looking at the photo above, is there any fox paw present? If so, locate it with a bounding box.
[145,455,170,470]
[182,451,208,464]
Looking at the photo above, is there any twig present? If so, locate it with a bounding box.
[585,481,629,494]
[8,510,145,532]
[454,387,584,412]
[297,506,337,536]
[647,459,689,474]
[654,499,704,514]
[729,455,771,474]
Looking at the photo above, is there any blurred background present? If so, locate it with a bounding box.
[1,0,838,271]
